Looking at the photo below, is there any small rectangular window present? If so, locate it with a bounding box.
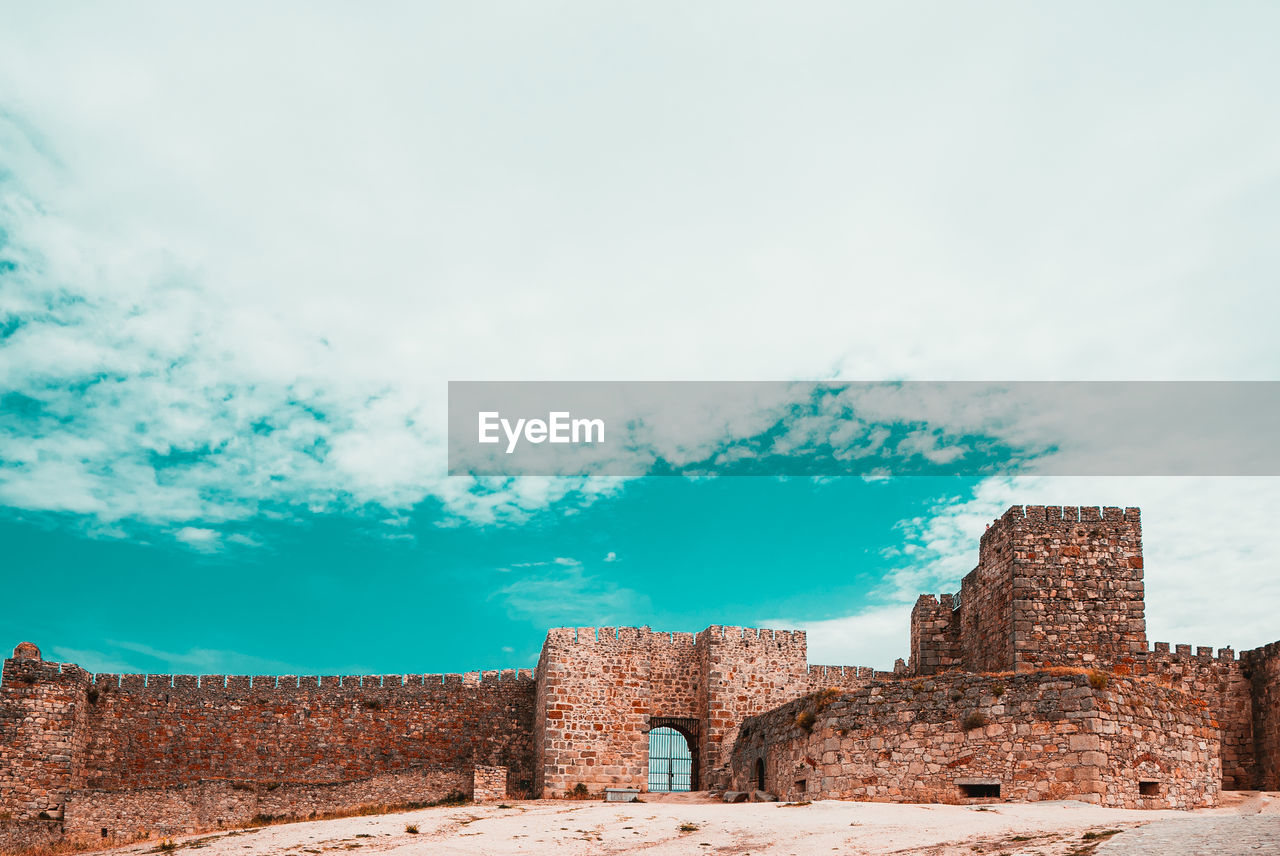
[959,783,1000,798]
[1139,781,1160,796]
[794,779,807,793]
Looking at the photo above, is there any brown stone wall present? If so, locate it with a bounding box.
[1,647,536,836]
[471,765,507,803]
[77,669,535,794]
[532,625,851,795]
[695,627,811,791]
[1006,505,1146,670]
[1243,641,1280,790]
[0,647,92,820]
[959,519,1017,672]
[63,769,470,839]
[909,594,962,676]
[1119,642,1254,789]
[730,671,1218,810]
[534,627,684,797]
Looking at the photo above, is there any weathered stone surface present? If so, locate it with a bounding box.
[730,672,1221,810]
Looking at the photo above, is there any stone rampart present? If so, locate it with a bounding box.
[730,671,1219,810]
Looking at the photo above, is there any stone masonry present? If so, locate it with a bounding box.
[2,503,1279,848]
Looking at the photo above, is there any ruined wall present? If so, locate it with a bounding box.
[0,645,92,820]
[73,668,533,795]
[472,765,507,803]
[917,506,1146,676]
[534,626,696,797]
[730,671,1219,810]
[1,646,536,837]
[909,594,961,676]
[958,520,1017,673]
[695,627,812,791]
[1007,506,1146,670]
[1243,642,1280,790]
[1118,642,1254,790]
[63,769,468,839]
[532,624,870,795]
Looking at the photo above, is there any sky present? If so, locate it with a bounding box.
[1,3,1278,677]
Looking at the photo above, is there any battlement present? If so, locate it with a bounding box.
[83,668,536,692]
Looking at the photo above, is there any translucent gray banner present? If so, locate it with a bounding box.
[447,381,1280,477]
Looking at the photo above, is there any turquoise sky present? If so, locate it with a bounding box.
[2,477,983,675]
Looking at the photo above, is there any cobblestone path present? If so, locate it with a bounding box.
[1097,815,1280,855]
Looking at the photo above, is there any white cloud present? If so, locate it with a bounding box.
[0,6,1278,541]
[173,526,220,551]
[765,605,912,672]
[493,558,650,627]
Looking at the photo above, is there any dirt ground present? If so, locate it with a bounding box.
[85,791,1279,856]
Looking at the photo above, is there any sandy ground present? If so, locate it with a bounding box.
[94,792,1279,856]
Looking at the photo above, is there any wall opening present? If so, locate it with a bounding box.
[959,783,1001,798]
[648,719,697,792]
[755,758,765,791]
[1139,781,1160,796]
[101,829,108,839]
[794,779,807,794]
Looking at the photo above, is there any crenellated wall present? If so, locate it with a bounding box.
[1243,642,1280,790]
[730,671,1221,810]
[0,644,536,836]
[530,625,871,796]
[0,645,92,821]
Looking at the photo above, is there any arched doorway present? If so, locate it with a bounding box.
[647,717,699,792]
[755,757,765,791]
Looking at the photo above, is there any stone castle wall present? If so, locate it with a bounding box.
[0,645,536,834]
[1244,642,1280,790]
[730,671,1220,810]
[913,506,1147,676]
[532,625,872,796]
[0,649,92,821]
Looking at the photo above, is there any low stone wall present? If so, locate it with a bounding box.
[730,671,1218,810]
[62,768,470,839]
[472,765,507,803]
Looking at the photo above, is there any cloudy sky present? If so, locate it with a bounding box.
[1,3,1278,676]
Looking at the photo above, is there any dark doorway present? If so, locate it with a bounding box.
[648,717,700,792]
[755,757,765,790]
[959,782,1001,799]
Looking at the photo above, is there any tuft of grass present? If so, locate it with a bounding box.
[157,839,177,852]
[360,699,381,710]
[678,823,698,833]
[795,710,816,731]
[991,682,1005,698]
[962,710,989,730]
[403,825,418,835]
[1087,670,1109,690]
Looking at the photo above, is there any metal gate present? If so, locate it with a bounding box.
[647,717,699,792]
